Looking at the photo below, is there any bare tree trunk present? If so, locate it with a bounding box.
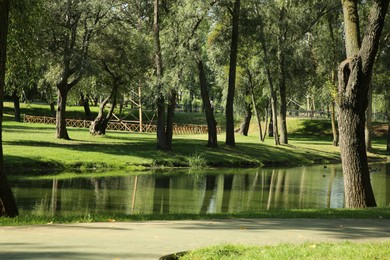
[0,0,19,217]
[238,102,252,136]
[90,83,118,136]
[260,18,279,145]
[55,87,70,140]
[197,60,218,148]
[225,0,240,147]
[338,0,389,208]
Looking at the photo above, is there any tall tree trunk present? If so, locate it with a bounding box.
[277,7,288,144]
[165,89,176,151]
[225,0,240,147]
[338,0,389,208]
[260,18,279,145]
[154,0,166,151]
[56,87,70,140]
[0,0,19,217]
[365,83,373,151]
[12,89,20,122]
[197,60,218,148]
[278,54,288,145]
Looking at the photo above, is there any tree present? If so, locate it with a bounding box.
[43,0,111,139]
[225,0,240,147]
[338,0,389,208]
[0,0,19,217]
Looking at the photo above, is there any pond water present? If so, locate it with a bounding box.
[10,163,390,216]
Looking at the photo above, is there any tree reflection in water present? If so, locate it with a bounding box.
[10,163,390,216]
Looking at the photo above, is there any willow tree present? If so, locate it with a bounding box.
[0,0,18,217]
[338,0,389,208]
[43,0,111,139]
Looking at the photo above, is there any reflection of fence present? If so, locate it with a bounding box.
[23,115,220,135]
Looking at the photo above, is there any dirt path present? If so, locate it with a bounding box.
[0,219,389,259]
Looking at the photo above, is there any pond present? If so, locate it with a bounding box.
[10,163,390,216]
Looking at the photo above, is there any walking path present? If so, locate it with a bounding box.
[0,218,389,259]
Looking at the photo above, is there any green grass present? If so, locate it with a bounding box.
[2,102,389,172]
[0,208,389,226]
[180,242,390,260]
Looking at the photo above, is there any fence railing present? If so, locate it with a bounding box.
[23,115,221,135]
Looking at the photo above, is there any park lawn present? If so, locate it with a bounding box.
[2,102,389,172]
[2,120,344,172]
[180,242,390,260]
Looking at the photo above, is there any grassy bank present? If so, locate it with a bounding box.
[2,102,389,172]
[3,120,342,171]
[1,208,389,226]
[180,242,390,260]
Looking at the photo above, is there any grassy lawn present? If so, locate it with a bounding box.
[1,208,389,226]
[180,242,390,260]
[2,102,389,172]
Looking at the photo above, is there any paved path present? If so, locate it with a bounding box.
[0,219,389,259]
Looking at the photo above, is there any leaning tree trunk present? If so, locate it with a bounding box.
[0,0,19,217]
[338,0,389,208]
[55,87,70,140]
[197,60,218,148]
[338,57,376,208]
[12,89,20,122]
[238,102,252,136]
[225,0,240,147]
[90,84,118,136]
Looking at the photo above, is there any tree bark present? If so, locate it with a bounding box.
[225,0,240,147]
[338,0,389,208]
[50,102,56,117]
[154,0,167,151]
[197,60,218,148]
[12,89,20,122]
[56,87,70,140]
[0,0,19,217]
[278,7,288,145]
[90,83,118,136]
[259,17,279,145]
[238,102,252,136]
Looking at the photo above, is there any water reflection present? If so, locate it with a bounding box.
[10,163,390,216]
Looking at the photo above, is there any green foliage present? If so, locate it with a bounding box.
[188,151,207,169]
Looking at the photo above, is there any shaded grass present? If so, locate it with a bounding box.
[2,102,389,172]
[3,119,388,172]
[180,242,390,260]
[0,208,389,226]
